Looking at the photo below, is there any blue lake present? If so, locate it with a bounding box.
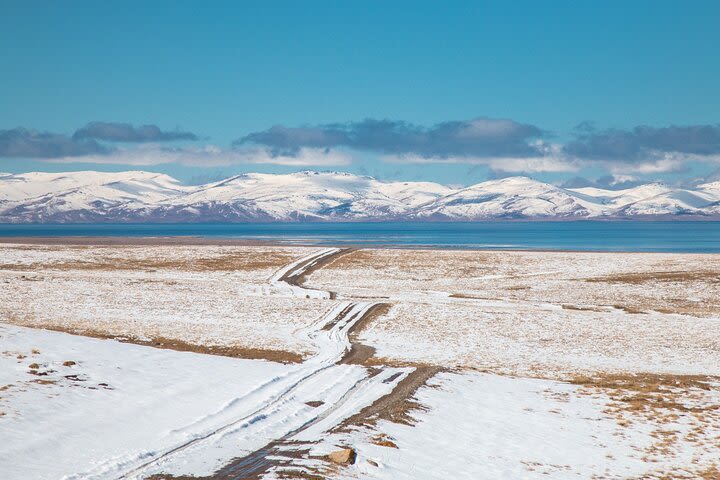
[0,221,719,253]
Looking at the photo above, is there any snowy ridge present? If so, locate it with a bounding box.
[2,170,720,222]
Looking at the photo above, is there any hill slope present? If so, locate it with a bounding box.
[1,171,719,222]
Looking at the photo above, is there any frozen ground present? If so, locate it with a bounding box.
[0,244,331,357]
[0,323,290,479]
[306,371,720,480]
[308,249,720,376]
[1,243,719,479]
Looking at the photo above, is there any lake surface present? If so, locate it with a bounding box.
[1,222,719,253]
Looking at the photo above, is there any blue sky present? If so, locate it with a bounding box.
[2,0,719,187]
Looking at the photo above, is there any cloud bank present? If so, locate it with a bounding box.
[73,122,198,142]
[48,145,351,167]
[0,128,109,158]
[236,118,545,158]
[564,124,720,160]
[3,119,720,177]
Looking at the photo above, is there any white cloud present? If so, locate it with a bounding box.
[47,145,352,167]
[382,146,580,173]
[609,174,638,185]
[605,152,700,175]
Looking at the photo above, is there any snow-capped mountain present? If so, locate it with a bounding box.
[1,170,719,223]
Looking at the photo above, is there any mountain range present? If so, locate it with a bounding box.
[1,170,720,223]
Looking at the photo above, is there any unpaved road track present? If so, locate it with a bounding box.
[73,248,409,480]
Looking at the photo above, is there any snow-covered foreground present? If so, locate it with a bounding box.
[1,246,414,479]
[0,323,289,479]
[2,243,720,479]
[314,371,720,479]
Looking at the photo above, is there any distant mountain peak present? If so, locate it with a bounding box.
[1,170,719,223]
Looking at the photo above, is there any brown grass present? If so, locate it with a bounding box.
[449,293,486,300]
[29,325,304,364]
[370,434,398,448]
[319,249,382,270]
[570,372,717,395]
[0,251,295,273]
[32,379,57,385]
[321,248,498,275]
[635,464,720,480]
[587,271,720,284]
[571,372,720,466]
[700,465,720,480]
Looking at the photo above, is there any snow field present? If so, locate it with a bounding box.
[308,248,720,375]
[302,371,720,480]
[0,244,331,356]
[2,244,720,479]
[0,323,290,480]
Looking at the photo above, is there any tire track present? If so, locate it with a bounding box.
[90,248,391,480]
[80,247,421,480]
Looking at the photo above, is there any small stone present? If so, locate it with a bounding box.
[327,448,356,465]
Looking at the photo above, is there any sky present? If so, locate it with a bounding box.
[1,0,720,187]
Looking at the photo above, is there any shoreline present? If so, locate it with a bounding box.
[0,235,716,254]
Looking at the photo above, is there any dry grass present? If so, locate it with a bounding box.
[0,251,295,273]
[571,372,720,467]
[633,464,720,480]
[448,292,486,300]
[370,434,398,448]
[570,373,717,395]
[31,379,57,385]
[320,249,384,270]
[30,325,304,364]
[587,271,720,285]
[311,248,720,318]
